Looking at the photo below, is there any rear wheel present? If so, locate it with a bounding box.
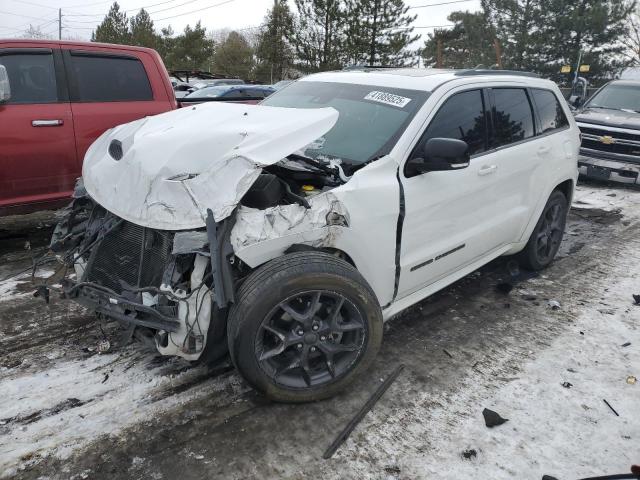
[519,190,568,270]
[227,252,383,403]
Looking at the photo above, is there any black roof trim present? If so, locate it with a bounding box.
[455,69,540,78]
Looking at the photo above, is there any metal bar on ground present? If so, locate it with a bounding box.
[322,364,405,460]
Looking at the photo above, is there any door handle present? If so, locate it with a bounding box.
[478,165,497,176]
[32,119,63,127]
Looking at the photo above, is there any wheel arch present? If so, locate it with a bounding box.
[554,178,575,204]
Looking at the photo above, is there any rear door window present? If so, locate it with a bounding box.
[0,52,57,104]
[492,88,535,147]
[417,89,488,156]
[531,88,569,133]
[67,53,152,102]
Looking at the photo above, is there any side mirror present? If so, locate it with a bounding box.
[405,138,470,177]
[0,65,10,103]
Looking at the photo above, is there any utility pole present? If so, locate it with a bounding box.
[58,8,62,40]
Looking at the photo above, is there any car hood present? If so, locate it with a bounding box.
[575,107,640,130]
[82,102,339,230]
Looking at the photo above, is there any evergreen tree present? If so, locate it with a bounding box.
[130,9,158,49]
[157,26,176,68]
[255,0,295,83]
[423,11,497,69]
[538,0,635,83]
[293,0,345,72]
[212,31,255,79]
[481,0,546,71]
[343,0,419,66]
[92,2,130,44]
[171,22,215,70]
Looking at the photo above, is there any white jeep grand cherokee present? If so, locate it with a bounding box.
[49,68,580,402]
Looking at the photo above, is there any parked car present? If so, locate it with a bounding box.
[170,76,192,98]
[189,78,244,91]
[575,80,640,185]
[48,68,579,402]
[184,84,275,102]
[0,39,178,215]
[271,79,293,90]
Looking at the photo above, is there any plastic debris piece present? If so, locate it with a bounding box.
[462,449,477,460]
[482,408,508,428]
[561,382,573,389]
[621,342,631,348]
[97,339,111,353]
[443,349,453,358]
[547,300,561,310]
[542,476,560,480]
[101,373,109,384]
[633,294,640,305]
[33,285,50,304]
[627,376,637,385]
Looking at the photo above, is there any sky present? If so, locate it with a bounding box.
[0,0,481,49]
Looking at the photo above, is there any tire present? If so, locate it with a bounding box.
[227,251,383,403]
[519,190,568,270]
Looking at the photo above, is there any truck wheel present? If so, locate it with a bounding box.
[227,252,383,403]
[519,190,568,270]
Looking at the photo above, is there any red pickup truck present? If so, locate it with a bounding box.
[0,40,178,215]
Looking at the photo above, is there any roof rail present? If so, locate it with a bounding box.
[342,64,403,71]
[455,69,540,78]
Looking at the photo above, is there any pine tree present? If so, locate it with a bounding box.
[212,31,255,79]
[293,0,345,72]
[92,2,130,44]
[538,0,635,83]
[255,0,295,83]
[171,22,215,70]
[481,0,546,71]
[343,0,419,66]
[130,9,158,49]
[423,11,497,69]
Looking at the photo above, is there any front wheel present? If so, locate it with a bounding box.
[519,190,568,270]
[227,252,383,403]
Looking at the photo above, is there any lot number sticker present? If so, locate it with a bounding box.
[364,91,412,108]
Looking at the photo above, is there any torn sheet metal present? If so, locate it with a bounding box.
[230,193,348,250]
[82,102,339,230]
[172,231,209,256]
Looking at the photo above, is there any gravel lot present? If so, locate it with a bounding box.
[1,182,638,480]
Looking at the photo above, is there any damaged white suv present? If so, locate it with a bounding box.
[49,68,580,402]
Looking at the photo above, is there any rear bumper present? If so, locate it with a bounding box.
[62,279,181,332]
[578,153,640,185]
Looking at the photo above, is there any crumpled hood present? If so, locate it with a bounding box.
[82,102,338,230]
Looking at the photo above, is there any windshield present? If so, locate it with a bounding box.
[185,86,230,98]
[586,83,640,112]
[261,80,429,164]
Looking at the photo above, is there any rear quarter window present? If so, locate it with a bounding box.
[68,53,152,102]
[531,88,569,133]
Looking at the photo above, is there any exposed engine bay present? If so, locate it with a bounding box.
[48,155,350,361]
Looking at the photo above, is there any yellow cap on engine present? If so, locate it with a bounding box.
[302,185,315,191]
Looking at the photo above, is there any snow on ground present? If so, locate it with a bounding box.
[0,182,638,479]
[392,246,638,479]
[572,183,640,212]
[0,349,247,478]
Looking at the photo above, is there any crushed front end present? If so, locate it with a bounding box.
[50,182,235,361]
